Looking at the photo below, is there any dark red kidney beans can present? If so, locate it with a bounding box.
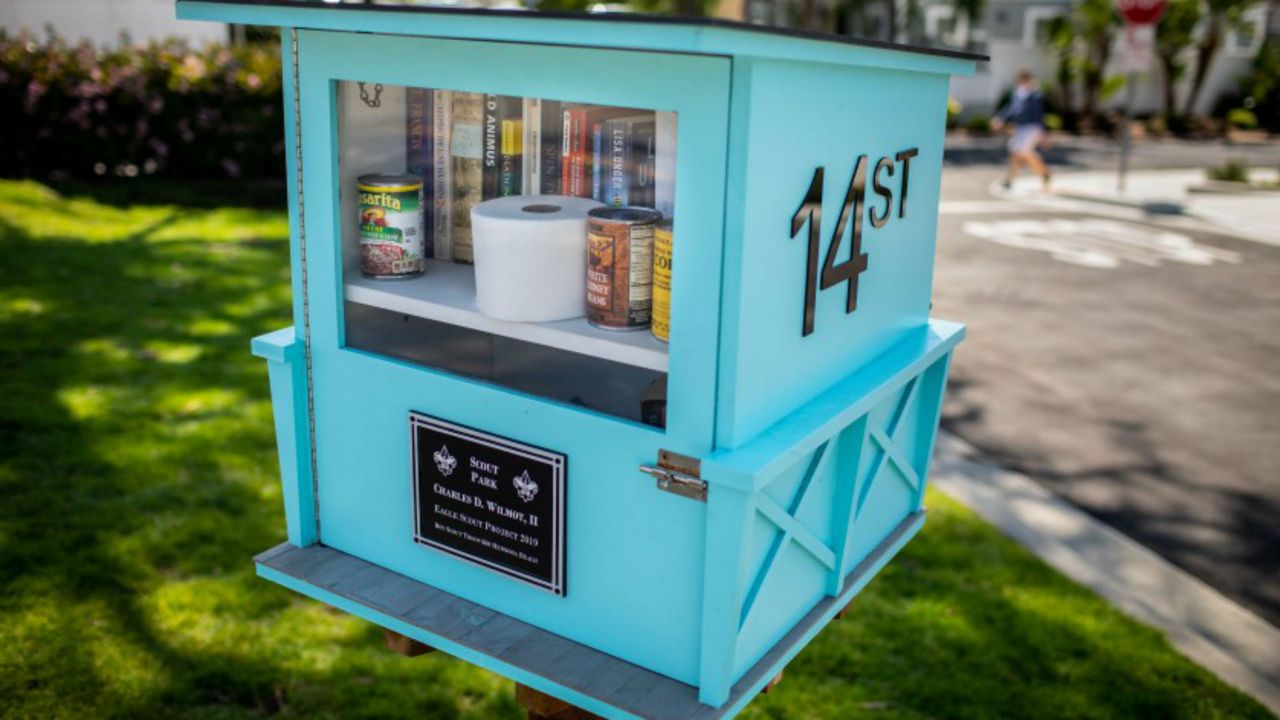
[586,206,661,330]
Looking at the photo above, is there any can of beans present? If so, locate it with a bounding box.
[651,220,673,343]
[358,173,424,279]
[586,207,661,331]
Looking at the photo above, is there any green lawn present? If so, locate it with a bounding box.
[0,179,1270,720]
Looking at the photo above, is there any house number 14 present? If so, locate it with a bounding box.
[789,147,918,337]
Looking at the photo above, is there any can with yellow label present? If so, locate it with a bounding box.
[651,220,673,342]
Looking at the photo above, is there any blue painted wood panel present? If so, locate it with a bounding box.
[716,58,952,448]
[295,30,731,684]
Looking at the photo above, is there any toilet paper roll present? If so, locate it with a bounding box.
[472,195,604,323]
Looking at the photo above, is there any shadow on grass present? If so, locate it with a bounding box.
[42,176,289,211]
[0,186,519,719]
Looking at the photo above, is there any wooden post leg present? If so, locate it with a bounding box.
[760,670,784,694]
[834,597,856,620]
[515,684,602,720]
[383,629,435,657]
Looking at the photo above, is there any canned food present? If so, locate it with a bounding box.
[586,207,661,331]
[358,173,424,279]
[651,220,672,343]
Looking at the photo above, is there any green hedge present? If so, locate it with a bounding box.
[0,32,284,181]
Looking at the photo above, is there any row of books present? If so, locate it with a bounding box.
[405,89,677,263]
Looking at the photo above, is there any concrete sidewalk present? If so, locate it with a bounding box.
[1004,168,1280,247]
[932,431,1280,715]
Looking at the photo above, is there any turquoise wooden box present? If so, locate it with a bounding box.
[179,2,980,717]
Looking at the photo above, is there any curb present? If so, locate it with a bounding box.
[932,431,1280,716]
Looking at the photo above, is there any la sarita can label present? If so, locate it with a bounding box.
[586,207,660,330]
[358,173,425,279]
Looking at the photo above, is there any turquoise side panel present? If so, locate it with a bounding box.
[251,328,315,546]
[717,58,951,448]
[697,320,962,704]
[295,30,731,685]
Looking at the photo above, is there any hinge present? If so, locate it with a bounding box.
[639,450,707,502]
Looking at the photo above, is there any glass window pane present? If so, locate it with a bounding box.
[336,81,677,429]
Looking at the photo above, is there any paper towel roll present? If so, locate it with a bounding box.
[472,195,604,323]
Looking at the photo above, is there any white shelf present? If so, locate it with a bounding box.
[344,260,669,372]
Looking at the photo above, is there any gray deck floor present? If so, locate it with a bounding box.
[255,512,921,719]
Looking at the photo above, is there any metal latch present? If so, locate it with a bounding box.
[639,450,707,501]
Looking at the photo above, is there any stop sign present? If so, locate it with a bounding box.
[1116,0,1167,24]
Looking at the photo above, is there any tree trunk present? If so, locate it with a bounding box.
[1082,39,1109,121]
[1159,53,1178,117]
[1183,15,1222,116]
[1058,59,1076,116]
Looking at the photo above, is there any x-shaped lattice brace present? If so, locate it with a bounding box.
[737,376,923,630]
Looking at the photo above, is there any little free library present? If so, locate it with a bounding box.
[177,1,983,717]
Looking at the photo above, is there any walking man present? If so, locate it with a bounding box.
[992,70,1051,191]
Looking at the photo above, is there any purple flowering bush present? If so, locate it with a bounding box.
[0,31,284,181]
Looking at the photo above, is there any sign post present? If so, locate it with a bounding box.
[1115,0,1167,192]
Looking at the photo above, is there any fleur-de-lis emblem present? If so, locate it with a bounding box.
[433,445,457,476]
[513,470,538,503]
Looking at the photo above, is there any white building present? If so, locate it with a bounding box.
[935,0,1269,116]
[0,0,227,47]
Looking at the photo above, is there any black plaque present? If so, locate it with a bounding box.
[411,412,566,595]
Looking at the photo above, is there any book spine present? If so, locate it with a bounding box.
[499,96,523,196]
[432,90,452,261]
[406,87,434,258]
[654,111,677,220]
[563,107,587,197]
[482,93,500,201]
[631,117,656,209]
[604,118,630,207]
[524,97,540,195]
[540,100,562,195]
[450,92,484,264]
[591,122,603,202]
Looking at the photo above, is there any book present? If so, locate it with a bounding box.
[499,96,523,196]
[523,97,540,195]
[561,106,587,197]
[482,94,501,202]
[592,121,603,201]
[405,87,435,258]
[539,99,563,195]
[629,115,656,208]
[450,92,485,264]
[599,113,656,208]
[431,90,452,261]
[562,105,637,199]
[654,111,677,219]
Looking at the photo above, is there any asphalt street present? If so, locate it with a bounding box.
[933,138,1280,626]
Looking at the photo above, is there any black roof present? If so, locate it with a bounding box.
[180,0,989,62]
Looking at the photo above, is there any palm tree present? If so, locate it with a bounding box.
[1156,0,1202,119]
[951,0,987,49]
[1183,0,1254,115]
[1046,14,1078,119]
[1077,0,1120,121]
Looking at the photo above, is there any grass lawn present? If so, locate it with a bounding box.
[0,178,1271,720]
